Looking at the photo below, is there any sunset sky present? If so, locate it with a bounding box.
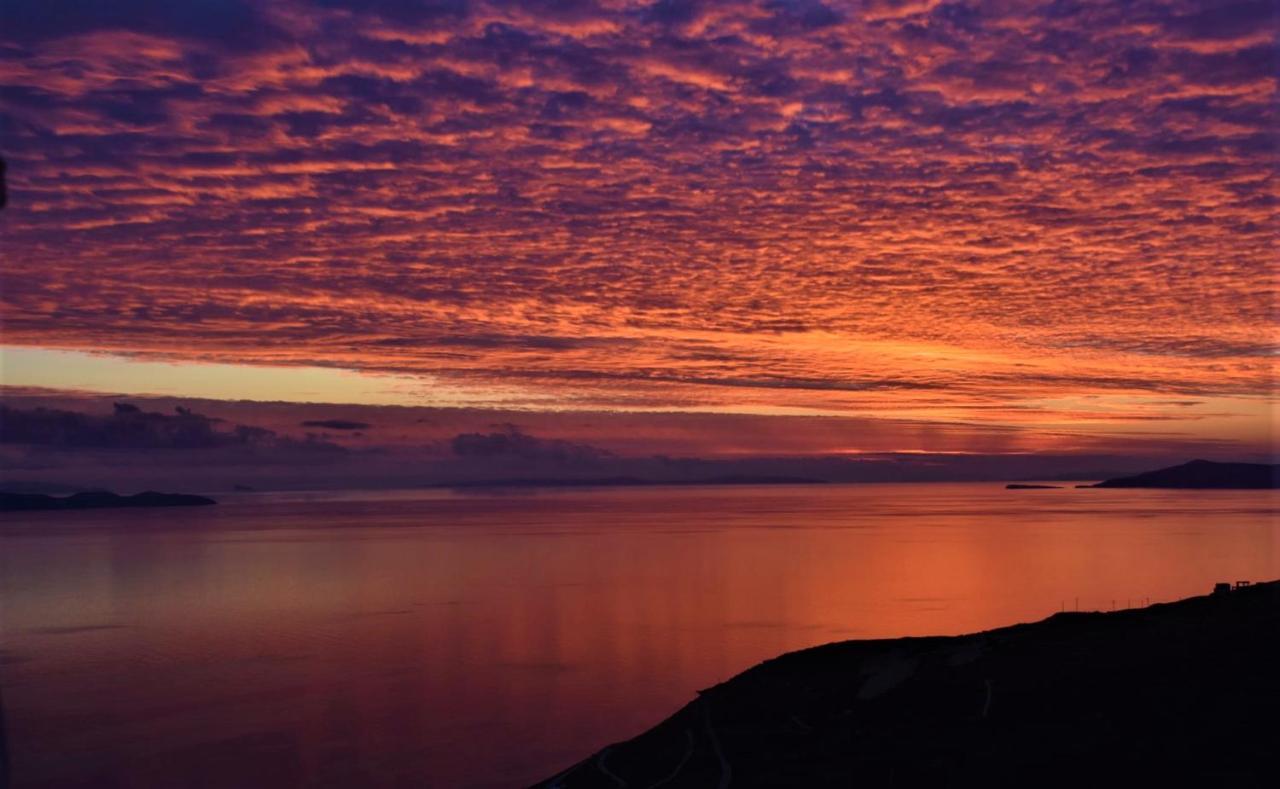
[1,0,1276,487]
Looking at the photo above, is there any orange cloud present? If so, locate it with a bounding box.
[0,0,1275,457]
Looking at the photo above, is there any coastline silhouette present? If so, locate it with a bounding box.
[536,581,1280,787]
[0,490,216,511]
[1083,460,1279,489]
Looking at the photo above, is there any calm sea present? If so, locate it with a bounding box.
[2,483,1277,787]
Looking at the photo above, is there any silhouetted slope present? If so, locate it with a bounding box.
[534,581,1279,788]
[1088,459,1278,489]
[0,490,216,511]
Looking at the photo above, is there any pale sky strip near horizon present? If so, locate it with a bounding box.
[1,345,1274,458]
[0,346,449,406]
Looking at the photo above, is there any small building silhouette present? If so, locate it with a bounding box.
[1214,581,1253,595]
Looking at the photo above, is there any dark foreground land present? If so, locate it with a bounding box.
[0,490,216,511]
[535,581,1279,788]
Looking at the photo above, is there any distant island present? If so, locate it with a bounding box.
[0,490,217,512]
[1084,459,1278,489]
[535,580,1278,787]
[1005,483,1061,489]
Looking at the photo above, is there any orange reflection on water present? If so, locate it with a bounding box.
[2,484,1277,787]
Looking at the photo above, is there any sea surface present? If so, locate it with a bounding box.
[2,483,1277,788]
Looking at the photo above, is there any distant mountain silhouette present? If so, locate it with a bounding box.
[1085,459,1278,489]
[534,581,1279,787]
[439,475,828,489]
[1010,469,1129,482]
[0,490,216,511]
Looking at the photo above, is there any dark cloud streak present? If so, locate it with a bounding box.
[1,402,345,452]
[301,419,372,430]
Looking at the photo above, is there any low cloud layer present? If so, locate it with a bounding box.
[301,419,372,430]
[0,392,1269,494]
[1,402,342,452]
[451,423,613,465]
